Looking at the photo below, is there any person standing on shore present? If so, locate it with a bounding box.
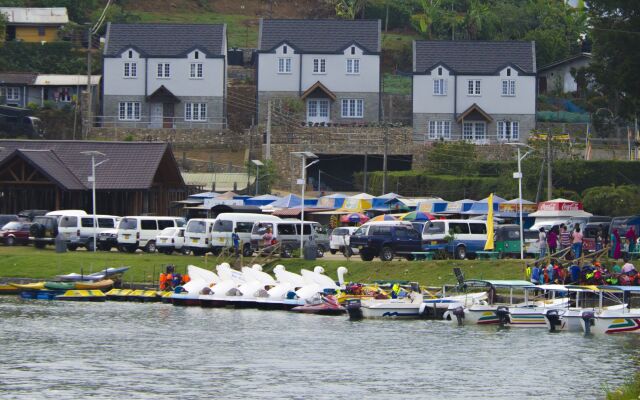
[625,226,637,254]
[560,224,571,250]
[538,228,547,258]
[612,229,622,259]
[547,227,558,255]
[572,225,584,259]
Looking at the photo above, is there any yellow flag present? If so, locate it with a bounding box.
[484,193,495,251]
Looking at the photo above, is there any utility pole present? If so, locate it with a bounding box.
[265,100,272,160]
[85,24,92,140]
[535,156,545,203]
[546,132,552,200]
[363,151,368,192]
[382,123,389,194]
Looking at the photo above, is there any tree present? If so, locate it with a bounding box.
[464,0,490,40]
[333,0,367,19]
[0,12,5,42]
[582,185,640,217]
[411,0,443,39]
[586,0,640,119]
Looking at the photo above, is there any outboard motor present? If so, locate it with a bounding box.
[452,306,465,326]
[546,309,561,332]
[495,306,510,327]
[582,311,595,335]
[346,299,363,321]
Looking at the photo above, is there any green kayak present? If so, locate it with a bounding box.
[44,282,77,291]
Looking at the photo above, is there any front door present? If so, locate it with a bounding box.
[307,99,330,124]
[150,103,163,128]
[163,103,174,128]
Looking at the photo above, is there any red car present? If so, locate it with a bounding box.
[0,221,33,246]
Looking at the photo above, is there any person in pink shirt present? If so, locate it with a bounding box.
[572,225,584,258]
[547,227,558,254]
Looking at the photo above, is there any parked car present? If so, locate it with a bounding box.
[250,220,329,258]
[494,224,539,258]
[58,214,119,251]
[184,218,217,256]
[29,215,59,248]
[17,209,48,222]
[156,227,187,255]
[349,222,424,261]
[211,213,281,257]
[421,219,488,259]
[117,216,185,253]
[329,226,359,256]
[583,222,611,253]
[0,221,32,245]
[0,214,19,227]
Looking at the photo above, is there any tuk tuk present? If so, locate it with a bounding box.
[583,222,609,253]
[494,224,539,258]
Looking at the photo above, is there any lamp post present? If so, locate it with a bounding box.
[251,159,263,196]
[508,143,534,260]
[292,151,318,258]
[81,151,107,252]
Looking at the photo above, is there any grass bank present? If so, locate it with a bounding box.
[0,247,526,287]
[607,373,640,400]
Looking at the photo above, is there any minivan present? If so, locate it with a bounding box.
[210,213,281,256]
[184,218,217,256]
[250,220,329,258]
[117,216,186,253]
[58,214,119,251]
[421,219,488,259]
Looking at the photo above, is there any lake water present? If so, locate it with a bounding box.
[0,297,638,399]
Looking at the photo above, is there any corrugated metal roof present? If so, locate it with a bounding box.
[182,172,253,192]
[0,140,183,190]
[0,7,68,25]
[0,73,37,85]
[34,75,101,86]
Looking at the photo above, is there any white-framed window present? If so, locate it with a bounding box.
[433,78,447,95]
[190,63,203,78]
[278,57,292,73]
[157,63,170,78]
[341,99,363,118]
[185,103,207,121]
[313,58,326,74]
[497,121,520,141]
[463,122,486,142]
[118,102,140,121]
[6,87,20,101]
[57,88,72,102]
[502,79,516,96]
[467,80,481,95]
[428,120,451,140]
[307,99,330,120]
[124,62,137,78]
[346,58,360,74]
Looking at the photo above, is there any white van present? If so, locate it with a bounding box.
[46,210,88,218]
[421,219,488,259]
[58,214,119,251]
[184,218,217,256]
[250,220,329,258]
[117,216,186,253]
[210,213,281,256]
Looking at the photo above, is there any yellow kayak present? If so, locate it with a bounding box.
[74,279,114,290]
[56,289,107,302]
[0,284,19,294]
[9,282,46,290]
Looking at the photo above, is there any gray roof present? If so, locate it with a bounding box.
[413,41,536,75]
[104,23,226,58]
[0,72,37,85]
[259,19,380,54]
[0,140,184,190]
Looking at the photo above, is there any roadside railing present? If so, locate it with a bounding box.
[89,116,227,130]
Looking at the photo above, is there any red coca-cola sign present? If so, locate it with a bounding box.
[537,201,583,211]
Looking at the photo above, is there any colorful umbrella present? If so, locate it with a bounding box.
[340,213,369,224]
[370,214,397,222]
[401,211,435,221]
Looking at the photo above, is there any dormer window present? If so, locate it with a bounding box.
[351,46,355,55]
[128,50,133,59]
[507,68,511,77]
[438,67,443,76]
[283,45,288,54]
[194,51,199,59]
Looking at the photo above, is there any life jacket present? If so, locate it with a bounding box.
[182,274,190,284]
[159,273,167,290]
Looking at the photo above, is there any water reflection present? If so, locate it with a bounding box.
[0,297,637,399]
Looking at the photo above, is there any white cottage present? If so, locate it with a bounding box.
[256,19,381,125]
[412,40,537,143]
[102,23,227,129]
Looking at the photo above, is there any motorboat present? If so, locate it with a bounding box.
[346,292,425,319]
[55,267,130,282]
[577,286,640,335]
[291,294,346,315]
[419,289,488,319]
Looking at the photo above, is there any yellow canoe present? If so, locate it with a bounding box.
[9,282,46,290]
[0,284,19,294]
[74,279,114,290]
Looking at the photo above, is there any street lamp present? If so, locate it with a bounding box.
[251,159,263,196]
[292,151,318,258]
[81,151,107,252]
[507,143,534,260]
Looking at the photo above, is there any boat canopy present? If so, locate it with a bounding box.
[464,279,534,288]
[598,285,640,292]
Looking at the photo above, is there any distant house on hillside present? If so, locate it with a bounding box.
[0,7,68,42]
[0,140,186,216]
[412,40,537,144]
[102,23,227,130]
[538,53,591,95]
[256,18,381,125]
[0,73,100,110]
